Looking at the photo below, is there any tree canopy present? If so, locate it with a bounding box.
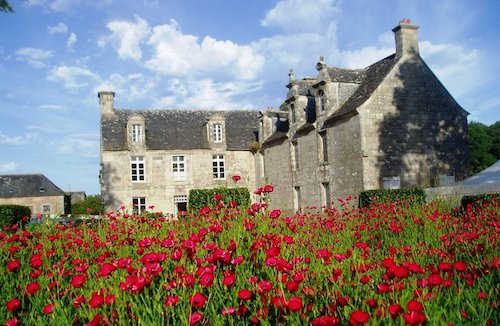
[468,121,500,174]
[1,0,14,13]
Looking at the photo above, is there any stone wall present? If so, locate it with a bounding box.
[101,149,257,213]
[0,196,65,218]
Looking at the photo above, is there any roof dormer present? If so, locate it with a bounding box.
[207,113,226,149]
[127,114,146,151]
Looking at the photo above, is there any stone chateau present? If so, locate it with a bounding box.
[99,20,469,213]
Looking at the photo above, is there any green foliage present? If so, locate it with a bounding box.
[460,193,499,210]
[188,187,250,210]
[468,121,499,174]
[71,195,102,215]
[0,0,14,13]
[0,205,31,228]
[359,188,426,208]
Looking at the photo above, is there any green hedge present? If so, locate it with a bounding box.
[460,193,499,210]
[359,188,426,208]
[188,187,250,210]
[0,205,31,228]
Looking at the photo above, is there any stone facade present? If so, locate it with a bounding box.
[0,174,67,218]
[99,92,260,213]
[259,20,469,212]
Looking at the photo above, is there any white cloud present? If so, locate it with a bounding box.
[261,0,340,33]
[66,32,77,49]
[0,162,18,173]
[94,73,157,101]
[99,15,151,61]
[15,47,53,68]
[48,22,68,34]
[58,133,99,158]
[145,19,265,80]
[38,104,66,111]
[0,131,38,145]
[47,65,99,90]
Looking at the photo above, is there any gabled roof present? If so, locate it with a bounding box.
[101,109,260,151]
[326,66,366,83]
[327,54,398,120]
[0,174,65,198]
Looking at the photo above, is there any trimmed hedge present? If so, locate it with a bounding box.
[188,187,250,210]
[0,205,31,228]
[359,188,426,208]
[460,193,499,210]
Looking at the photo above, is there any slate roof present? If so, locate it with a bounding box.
[0,174,65,198]
[102,109,260,151]
[327,67,366,83]
[327,54,398,120]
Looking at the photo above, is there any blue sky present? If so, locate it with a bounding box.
[1,0,499,195]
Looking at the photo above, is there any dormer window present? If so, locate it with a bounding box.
[132,124,142,143]
[213,123,222,142]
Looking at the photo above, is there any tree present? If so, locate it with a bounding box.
[0,0,14,13]
[468,121,497,174]
[71,195,103,215]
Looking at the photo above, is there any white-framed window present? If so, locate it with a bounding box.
[132,197,146,214]
[291,140,299,170]
[212,155,225,180]
[132,124,142,143]
[131,156,145,182]
[319,131,328,163]
[172,155,186,180]
[322,182,331,207]
[174,195,188,214]
[42,204,51,214]
[213,123,222,142]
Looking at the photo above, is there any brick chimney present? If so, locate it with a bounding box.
[392,19,419,58]
[98,91,115,116]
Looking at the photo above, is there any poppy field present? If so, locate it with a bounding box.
[1,191,499,325]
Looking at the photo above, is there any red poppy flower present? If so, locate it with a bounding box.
[311,315,340,326]
[105,294,116,306]
[189,312,203,325]
[257,280,273,293]
[30,255,43,269]
[223,270,236,287]
[199,272,214,287]
[403,311,427,325]
[349,310,369,325]
[165,295,179,307]
[269,209,281,219]
[213,193,222,202]
[4,317,19,326]
[89,291,104,309]
[7,260,21,272]
[407,300,424,312]
[232,175,241,182]
[190,292,207,308]
[288,296,302,312]
[26,282,41,296]
[70,275,86,288]
[263,185,274,193]
[389,303,403,318]
[6,298,21,312]
[43,303,55,315]
[453,261,467,272]
[238,289,253,300]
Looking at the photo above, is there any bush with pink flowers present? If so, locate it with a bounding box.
[1,191,498,325]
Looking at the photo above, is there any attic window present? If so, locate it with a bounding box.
[39,187,45,193]
[212,123,223,142]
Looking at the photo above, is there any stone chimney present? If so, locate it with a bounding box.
[98,91,115,116]
[392,19,419,58]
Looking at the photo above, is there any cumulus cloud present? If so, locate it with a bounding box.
[15,47,53,68]
[48,22,68,34]
[94,72,158,102]
[0,162,18,173]
[99,15,151,61]
[145,19,264,80]
[261,0,340,33]
[47,65,99,91]
[0,131,38,145]
[66,33,77,49]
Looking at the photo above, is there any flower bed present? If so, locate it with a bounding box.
[1,194,498,325]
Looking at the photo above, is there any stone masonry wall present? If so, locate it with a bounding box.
[0,196,65,218]
[101,149,257,213]
[261,140,293,211]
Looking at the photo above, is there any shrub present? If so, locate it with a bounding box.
[460,193,499,210]
[71,195,102,215]
[188,187,250,210]
[0,205,31,228]
[359,188,426,208]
